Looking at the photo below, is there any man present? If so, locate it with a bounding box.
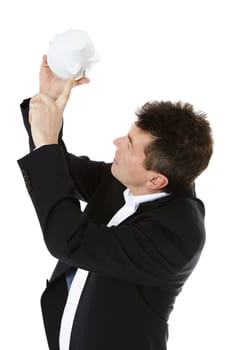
[18,55,213,350]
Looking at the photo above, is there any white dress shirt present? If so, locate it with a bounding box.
[59,188,169,350]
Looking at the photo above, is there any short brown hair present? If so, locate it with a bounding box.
[136,101,213,193]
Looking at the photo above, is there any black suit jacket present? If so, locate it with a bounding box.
[18,99,206,350]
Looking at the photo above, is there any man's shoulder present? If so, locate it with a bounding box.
[135,191,205,240]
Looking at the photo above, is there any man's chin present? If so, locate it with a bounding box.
[111,163,117,178]
[111,164,128,189]
[111,163,121,182]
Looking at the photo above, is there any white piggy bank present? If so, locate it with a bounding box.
[47,28,100,80]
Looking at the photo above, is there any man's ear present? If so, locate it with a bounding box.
[147,172,168,191]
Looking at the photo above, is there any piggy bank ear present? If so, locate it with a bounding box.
[88,52,101,63]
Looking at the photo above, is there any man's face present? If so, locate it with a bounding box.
[111,123,155,195]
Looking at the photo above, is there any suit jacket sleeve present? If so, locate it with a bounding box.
[17,144,200,287]
[20,98,109,202]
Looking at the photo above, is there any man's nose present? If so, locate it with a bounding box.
[113,137,123,147]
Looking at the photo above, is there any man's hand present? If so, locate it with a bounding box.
[39,54,89,100]
[29,77,76,147]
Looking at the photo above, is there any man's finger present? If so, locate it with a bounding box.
[74,77,90,86]
[56,77,75,111]
[42,54,48,66]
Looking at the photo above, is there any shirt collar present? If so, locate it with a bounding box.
[123,188,169,211]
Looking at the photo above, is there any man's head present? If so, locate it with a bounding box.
[111,101,213,195]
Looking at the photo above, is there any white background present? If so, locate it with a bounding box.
[0,0,232,349]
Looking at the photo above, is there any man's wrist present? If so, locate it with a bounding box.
[34,136,58,147]
[35,141,58,146]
